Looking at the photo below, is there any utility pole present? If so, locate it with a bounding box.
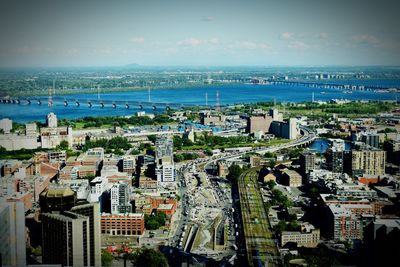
[148,87,151,102]
[215,90,220,112]
[48,80,53,107]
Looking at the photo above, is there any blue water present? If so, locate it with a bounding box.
[309,138,351,153]
[0,83,399,123]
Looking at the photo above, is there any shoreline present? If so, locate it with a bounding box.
[3,83,239,98]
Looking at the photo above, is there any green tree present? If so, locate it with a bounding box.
[130,248,168,267]
[32,245,42,256]
[145,211,167,230]
[56,140,69,150]
[226,164,242,184]
[101,251,113,266]
[265,180,276,190]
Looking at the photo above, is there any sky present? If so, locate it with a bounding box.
[0,0,399,67]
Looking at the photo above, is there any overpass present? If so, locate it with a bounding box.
[205,126,317,167]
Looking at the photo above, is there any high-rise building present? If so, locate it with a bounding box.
[348,148,386,176]
[122,155,136,175]
[155,135,175,186]
[155,135,173,165]
[363,219,400,267]
[327,204,362,241]
[299,151,316,175]
[384,140,400,165]
[287,118,298,140]
[47,112,58,128]
[70,203,101,267]
[361,133,380,148]
[111,182,131,214]
[157,162,175,184]
[269,108,283,121]
[326,148,344,173]
[271,118,299,140]
[0,200,26,266]
[25,123,37,138]
[246,115,273,134]
[42,211,91,266]
[39,185,77,213]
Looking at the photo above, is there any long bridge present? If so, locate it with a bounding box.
[270,80,396,91]
[0,96,215,110]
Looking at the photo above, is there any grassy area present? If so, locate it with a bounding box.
[238,168,280,267]
[233,101,399,119]
[180,138,290,151]
[73,122,114,130]
[277,102,398,118]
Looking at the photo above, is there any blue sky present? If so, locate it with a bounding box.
[0,0,399,67]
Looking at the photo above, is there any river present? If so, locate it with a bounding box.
[0,83,399,123]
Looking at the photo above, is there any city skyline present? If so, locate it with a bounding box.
[0,0,400,67]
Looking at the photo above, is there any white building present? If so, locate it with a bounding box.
[86,147,104,160]
[0,118,12,134]
[25,123,37,138]
[89,176,108,203]
[0,200,26,266]
[0,134,40,151]
[157,162,175,185]
[47,112,58,128]
[111,182,132,214]
[122,155,136,175]
[40,126,73,149]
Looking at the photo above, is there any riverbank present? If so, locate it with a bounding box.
[3,82,240,97]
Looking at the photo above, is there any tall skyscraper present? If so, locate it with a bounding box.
[299,151,316,176]
[42,203,101,267]
[0,200,26,267]
[42,211,91,266]
[326,147,344,173]
[155,135,173,165]
[111,182,132,214]
[155,135,175,186]
[71,203,101,267]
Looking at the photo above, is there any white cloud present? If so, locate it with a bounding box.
[130,37,145,44]
[177,38,220,46]
[352,34,380,46]
[93,48,111,54]
[236,41,271,50]
[288,41,309,50]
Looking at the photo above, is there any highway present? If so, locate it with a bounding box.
[169,126,317,264]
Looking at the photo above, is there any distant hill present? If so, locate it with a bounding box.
[124,63,143,68]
